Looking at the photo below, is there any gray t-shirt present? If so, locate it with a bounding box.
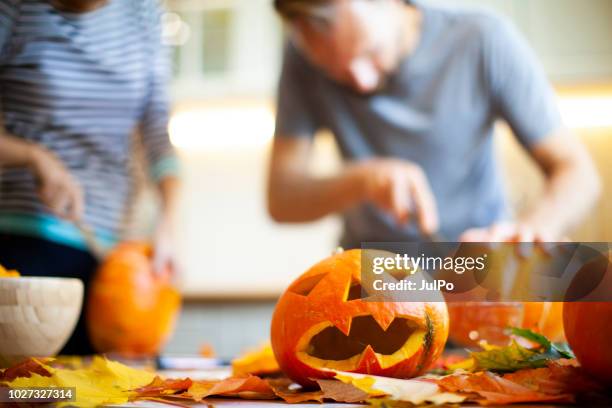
[275,3,562,247]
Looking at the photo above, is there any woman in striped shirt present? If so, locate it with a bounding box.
[0,0,180,354]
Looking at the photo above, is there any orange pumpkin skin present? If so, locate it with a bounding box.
[448,301,565,347]
[87,241,181,356]
[564,302,612,385]
[271,249,449,387]
[522,302,564,341]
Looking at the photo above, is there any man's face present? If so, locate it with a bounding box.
[292,0,404,94]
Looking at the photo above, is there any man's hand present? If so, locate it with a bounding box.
[349,158,439,234]
[268,138,440,233]
[28,145,84,221]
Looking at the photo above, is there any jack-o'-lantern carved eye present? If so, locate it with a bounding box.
[346,282,365,301]
[290,273,327,296]
[271,249,449,387]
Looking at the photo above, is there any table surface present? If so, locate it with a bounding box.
[118,400,366,407]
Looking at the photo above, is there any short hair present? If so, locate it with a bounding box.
[273,0,337,23]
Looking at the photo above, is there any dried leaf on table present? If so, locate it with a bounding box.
[268,378,325,403]
[437,370,575,405]
[316,379,370,403]
[231,343,281,377]
[334,371,465,405]
[4,356,156,407]
[134,376,193,397]
[502,360,603,395]
[0,264,19,277]
[0,358,52,382]
[450,328,574,373]
[428,352,469,374]
[186,375,277,401]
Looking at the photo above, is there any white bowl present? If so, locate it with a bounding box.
[0,277,83,367]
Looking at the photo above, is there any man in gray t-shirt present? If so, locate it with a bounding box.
[268,0,600,247]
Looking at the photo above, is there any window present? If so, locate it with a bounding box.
[202,9,233,74]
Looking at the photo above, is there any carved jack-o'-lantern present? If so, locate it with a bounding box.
[270,249,449,387]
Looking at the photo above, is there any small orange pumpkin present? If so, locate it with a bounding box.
[448,301,565,347]
[87,241,181,356]
[522,302,564,341]
[270,249,449,387]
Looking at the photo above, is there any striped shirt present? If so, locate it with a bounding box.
[0,0,179,250]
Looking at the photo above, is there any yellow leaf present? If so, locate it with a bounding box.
[0,264,20,277]
[7,356,156,407]
[333,371,465,405]
[448,357,476,372]
[232,343,280,376]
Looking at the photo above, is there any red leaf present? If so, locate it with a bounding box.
[438,371,575,405]
[134,376,193,397]
[0,358,52,382]
[186,375,277,401]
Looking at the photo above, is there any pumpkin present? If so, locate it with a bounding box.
[270,249,449,387]
[564,302,612,384]
[87,241,181,356]
[522,302,564,341]
[563,253,612,384]
[447,301,565,347]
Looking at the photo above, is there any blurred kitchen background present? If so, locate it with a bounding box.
[149,0,612,357]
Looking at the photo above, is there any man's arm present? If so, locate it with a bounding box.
[461,129,601,242]
[267,137,363,222]
[461,16,600,241]
[519,129,601,238]
[267,136,439,233]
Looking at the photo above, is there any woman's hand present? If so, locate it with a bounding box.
[152,176,180,278]
[152,214,177,278]
[28,145,84,221]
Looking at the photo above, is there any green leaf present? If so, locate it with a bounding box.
[466,328,575,373]
[510,327,551,349]
[510,327,575,360]
[471,341,547,372]
[551,342,575,359]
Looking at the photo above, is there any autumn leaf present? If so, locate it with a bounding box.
[231,343,280,377]
[471,340,542,372]
[0,358,52,382]
[0,264,19,277]
[510,327,574,359]
[267,378,325,403]
[451,328,574,373]
[333,371,465,405]
[185,375,276,401]
[437,370,575,405]
[6,356,156,407]
[133,376,193,397]
[502,360,603,396]
[316,379,370,403]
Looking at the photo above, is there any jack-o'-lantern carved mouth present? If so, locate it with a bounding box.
[296,315,427,372]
